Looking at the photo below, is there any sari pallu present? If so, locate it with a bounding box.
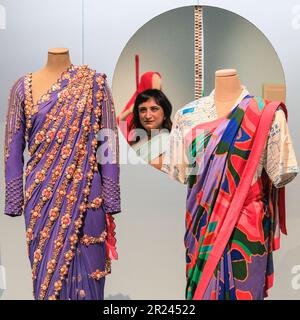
[4,65,120,300]
[184,97,287,300]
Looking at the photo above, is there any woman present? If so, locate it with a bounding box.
[116,55,162,142]
[129,89,172,170]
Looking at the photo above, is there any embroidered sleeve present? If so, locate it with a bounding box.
[95,74,121,214]
[161,109,189,184]
[264,109,299,188]
[4,77,26,217]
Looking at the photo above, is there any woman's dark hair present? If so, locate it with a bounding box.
[129,89,173,144]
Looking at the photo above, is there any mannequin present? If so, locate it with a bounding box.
[5,48,121,300]
[214,69,243,118]
[162,66,299,300]
[31,48,72,105]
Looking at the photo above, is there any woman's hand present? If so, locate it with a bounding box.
[118,103,134,121]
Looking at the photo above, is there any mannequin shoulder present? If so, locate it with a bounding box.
[9,76,25,98]
[93,71,108,88]
[172,96,212,130]
[11,75,25,87]
[176,96,211,117]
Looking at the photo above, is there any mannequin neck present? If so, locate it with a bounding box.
[213,70,243,117]
[45,48,72,73]
[214,74,243,102]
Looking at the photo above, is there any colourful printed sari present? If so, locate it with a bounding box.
[184,96,287,300]
[4,65,120,300]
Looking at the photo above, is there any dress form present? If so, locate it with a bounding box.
[31,48,72,105]
[214,69,243,118]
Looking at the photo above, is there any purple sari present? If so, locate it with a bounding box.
[4,65,120,300]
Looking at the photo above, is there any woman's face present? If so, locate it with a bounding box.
[138,97,165,133]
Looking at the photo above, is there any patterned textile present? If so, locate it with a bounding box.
[163,92,298,300]
[4,65,120,300]
[162,87,298,186]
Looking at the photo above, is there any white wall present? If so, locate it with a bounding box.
[203,5,285,96]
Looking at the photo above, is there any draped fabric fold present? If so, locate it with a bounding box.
[184,97,288,300]
[4,65,120,300]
